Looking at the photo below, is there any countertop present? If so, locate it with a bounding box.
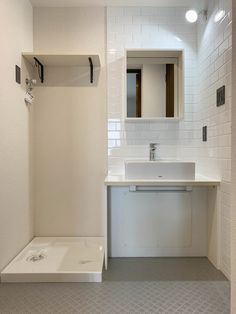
[104,175,221,187]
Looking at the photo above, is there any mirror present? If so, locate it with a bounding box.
[126,50,183,119]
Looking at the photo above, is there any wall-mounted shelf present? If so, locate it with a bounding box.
[22,53,100,83]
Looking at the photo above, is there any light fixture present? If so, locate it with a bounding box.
[214,10,226,23]
[185,9,198,23]
[175,36,182,42]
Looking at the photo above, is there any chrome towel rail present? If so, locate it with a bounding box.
[129,186,193,192]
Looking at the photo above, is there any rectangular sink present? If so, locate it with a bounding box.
[125,161,195,180]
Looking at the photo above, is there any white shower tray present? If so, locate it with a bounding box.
[1,237,104,283]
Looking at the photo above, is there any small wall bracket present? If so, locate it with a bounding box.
[88,57,93,84]
[34,57,44,83]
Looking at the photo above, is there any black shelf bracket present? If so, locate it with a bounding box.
[34,57,44,83]
[88,57,93,84]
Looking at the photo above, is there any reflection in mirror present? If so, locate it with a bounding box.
[127,69,141,117]
[126,50,183,119]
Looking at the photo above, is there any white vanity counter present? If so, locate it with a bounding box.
[105,174,221,187]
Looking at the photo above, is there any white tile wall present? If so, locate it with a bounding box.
[231,1,236,310]
[107,6,198,175]
[107,2,232,278]
[196,0,232,278]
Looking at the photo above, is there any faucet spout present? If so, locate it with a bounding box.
[149,143,158,161]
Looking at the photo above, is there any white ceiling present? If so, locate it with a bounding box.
[30,0,207,8]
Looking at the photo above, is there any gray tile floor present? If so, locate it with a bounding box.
[0,258,230,314]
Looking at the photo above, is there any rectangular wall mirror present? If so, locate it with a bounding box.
[126,50,184,120]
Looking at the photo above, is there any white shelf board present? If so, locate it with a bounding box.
[22,53,100,67]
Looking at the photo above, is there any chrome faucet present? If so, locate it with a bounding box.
[149,143,158,161]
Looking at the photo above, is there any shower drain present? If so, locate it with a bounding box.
[26,253,46,263]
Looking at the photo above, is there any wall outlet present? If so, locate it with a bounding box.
[217,85,225,107]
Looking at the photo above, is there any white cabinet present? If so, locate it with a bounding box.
[108,187,208,257]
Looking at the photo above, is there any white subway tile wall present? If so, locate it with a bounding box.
[107,1,232,278]
[231,1,236,311]
[197,0,232,278]
[107,6,198,174]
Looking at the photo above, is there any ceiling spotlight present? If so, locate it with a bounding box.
[214,10,226,22]
[185,10,198,23]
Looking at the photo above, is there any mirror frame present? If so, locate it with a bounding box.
[124,49,184,121]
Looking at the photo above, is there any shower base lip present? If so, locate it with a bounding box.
[1,272,102,283]
[1,237,104,283]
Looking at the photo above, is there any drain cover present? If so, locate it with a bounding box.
[26,253,46,263]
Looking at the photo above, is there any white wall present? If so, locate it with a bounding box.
[196,0,232,278]
[0,0,33,271]
[231,1,236,312]
[142,64,166,118]
[33,8,107,236]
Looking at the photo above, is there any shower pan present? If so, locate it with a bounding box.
[1,237,104,282]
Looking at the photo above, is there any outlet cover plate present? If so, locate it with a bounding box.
[217,85,225,107]
[203,126,207,142]
[15,65,21,84]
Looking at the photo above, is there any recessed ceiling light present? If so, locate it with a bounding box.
[185,10,198,23]
[214,10,226,23]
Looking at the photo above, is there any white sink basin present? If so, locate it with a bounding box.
[125,161,195,180]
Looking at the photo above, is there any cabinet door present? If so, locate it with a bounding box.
[109,187,207,257]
